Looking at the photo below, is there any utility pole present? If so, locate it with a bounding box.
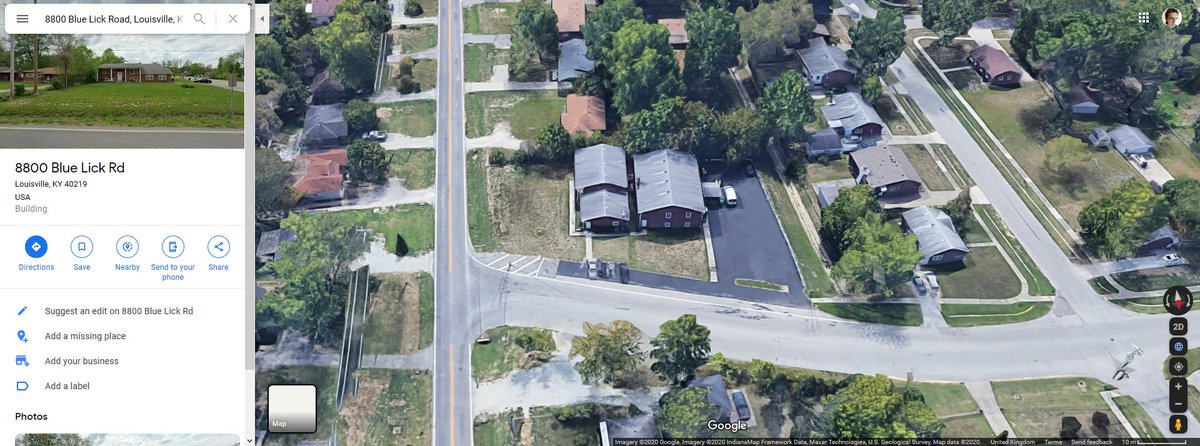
[31,0,38,95]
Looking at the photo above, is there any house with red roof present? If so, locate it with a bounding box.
[291,149,348,206]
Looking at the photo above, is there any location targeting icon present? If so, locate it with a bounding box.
[17,330,28,343]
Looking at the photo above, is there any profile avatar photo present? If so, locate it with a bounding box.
[1163,7,1181,28]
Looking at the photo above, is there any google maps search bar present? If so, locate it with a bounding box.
[4,3,252,34]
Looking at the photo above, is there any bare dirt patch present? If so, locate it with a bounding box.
[340,371,386,446]
[487,164,585,261]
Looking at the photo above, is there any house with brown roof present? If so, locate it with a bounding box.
[98,63,174,83]
[0,67,13,82]
[291,149,348,205]
[308,0,344,25]
[658,18,688,49]
[562,94,606,136]
[848,146,924,199]
[21,67,61,83]
[553,0,586,40]
[966,45,1021,88]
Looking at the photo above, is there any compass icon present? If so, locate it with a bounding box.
[1164,286,1193,316]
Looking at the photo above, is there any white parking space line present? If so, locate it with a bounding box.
[486,254,511,267]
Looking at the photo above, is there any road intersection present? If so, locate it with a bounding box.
[426,0,1190,442]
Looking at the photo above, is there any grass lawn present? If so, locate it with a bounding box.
[897,145,955,191]
[930,143,974,188]
[1154,129,1200,179]
[991,378,1124,438]
[362,272,433,355]
[814,303,923,326]
[0,81,49,98]
[465,90,566,139]
[465,43,509,82]
[941,302,1052,327]
[592,230,710,281]
[468,150,498,251]
[1113,395,1164,439]
[735,278,788,291]
[908,382,994,437]
[759,169,836,298]
[877,98,915,135]
[804,158,852,183]
[487,162,585,260]
[962,212,990,244]
[473,410,523,446]
[1112,296,1167,314]
[975,205,1056,296]
[407,58,438,93]
[895,94,934,134]
[391,25,439,54]
[958,78,1138,233]
[256,367,338,445]
[329,204,435,256]
[1154,81,1198,127]
[929,246,1021,299]
[1111,265,1200,292]
[0,82,243,127]
[464,3,518,34]
[388,148,436,189]
[1088,276,1118,295]
[1190,385,1200,422]
[471,325,556,382]
[378,100,437,137]
[337,369,431,445]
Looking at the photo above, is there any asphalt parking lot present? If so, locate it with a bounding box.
[559,162,809,308]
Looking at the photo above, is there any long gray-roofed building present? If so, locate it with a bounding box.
[821,92,884,138]
[848,146,923,199]
[574,144,628,193]
[579,188,631,230]
[558,38,595,81]
[1108,125,1154,155]
[633,149,706,229]
[901,206,969,266]
[798,42,855,88]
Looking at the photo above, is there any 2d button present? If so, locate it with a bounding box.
[115,235,139,258]
[24,235,48,259]
[1171,317,1189,336]
[1164,286,1193,316]
[161,235,185,259]
[70,235,94,259]
[207,235,231,259]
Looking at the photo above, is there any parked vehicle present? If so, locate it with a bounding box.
[925,274,940,291]
[1131,154,1148,168]
[723,185,738,207]
[362,130,387,142]
[618,263,630,284]
[843,135,863,144]
[586,258,599,279]
[744,161,756,177]
[912,275,927,295]
[1164,253,1182,262]
[732,390,752,421]
[1151,180,1164,194]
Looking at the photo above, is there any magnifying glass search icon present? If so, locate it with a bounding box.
[193,13,205,24]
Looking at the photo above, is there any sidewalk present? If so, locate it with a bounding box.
[965,381,1015,437]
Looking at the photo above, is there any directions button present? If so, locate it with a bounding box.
[208,235,231,259]
[24,235,48,259]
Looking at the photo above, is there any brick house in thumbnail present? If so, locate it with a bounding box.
[98,63,174,83]
[21,67,62,83]
[633,150,706,229]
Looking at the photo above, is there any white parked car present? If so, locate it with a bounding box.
[723,185,738,207]
[925,274,940,291]
[1131,154,1148,168]
[1163,253,1182,262]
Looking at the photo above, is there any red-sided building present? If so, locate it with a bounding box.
[98,63,175,83]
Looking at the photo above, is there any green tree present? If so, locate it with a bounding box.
[1163,179,1200,237]
[256,35,287,74]
[18,434,92,446]
[861,75,883,104]
[624,96,683,153]
[534,122,573,162]
[581,0,644,60]
[820,184,882,256]
[1042,135,1090,173]
[748,358,779,388]
[342,99,380,134]
[276,0,313,39]
[923,0,989,46]
[736,0,814,61]
[683,7,740,90]
[707,352,740,381]
[715,107,768,160]
[312,2,379,92]
[1078,180,1166,259]
[259,212,369,344]
[650,314,712,384]
[939,189,973,236]
[822,374,943,438]
[513,0,559,61]
[759,71,816,142]
[848,9,905,77]
[255,148,298,219]
[1193,119,1200,145]
[658,387,719,438]
[609,20,684,115]
[346,139,390,184]
[832,213,923,297]
[569,320,645,386]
